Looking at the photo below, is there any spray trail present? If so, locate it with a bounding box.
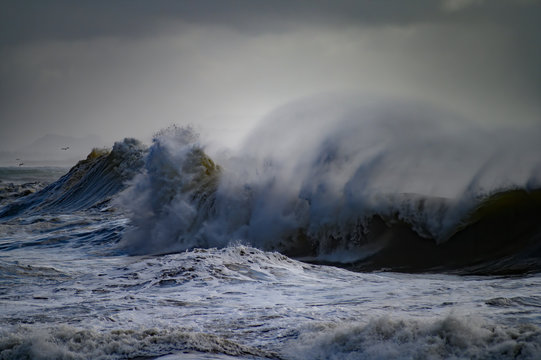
[118,95,541,273]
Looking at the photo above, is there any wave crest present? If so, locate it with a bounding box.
[0,138,146,219]
[117,95,541,273]
[118,126,222,254]
[286,316,541,359]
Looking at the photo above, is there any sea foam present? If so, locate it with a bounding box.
[286,316,541,360]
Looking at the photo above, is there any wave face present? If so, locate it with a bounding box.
[118,96,541,274]
[0,138,146,220]
[286,316,541,360]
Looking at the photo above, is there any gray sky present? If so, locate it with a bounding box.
[1,0,540,161]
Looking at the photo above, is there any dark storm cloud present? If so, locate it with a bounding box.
[0,1,429,47]
[2,1,539,88]
[2,0,537,46]
[0,0,540,163]
[1,0,539,87]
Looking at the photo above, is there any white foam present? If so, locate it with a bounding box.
[0,325,268,360]
[286,316,541,360]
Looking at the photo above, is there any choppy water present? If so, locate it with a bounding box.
[1,98,541,359]
[1,171,540,358]
[1,212,541,359]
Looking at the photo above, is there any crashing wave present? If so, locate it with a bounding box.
[286,316,541,359]
[3,96,539,274]
[117,120,541,274]
[118,126,222,254]
[116,96,541,275]
[0,325,274,360]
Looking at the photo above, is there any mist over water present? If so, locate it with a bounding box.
[241,94,541,197]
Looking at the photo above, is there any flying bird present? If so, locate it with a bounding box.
[61,146,70,150]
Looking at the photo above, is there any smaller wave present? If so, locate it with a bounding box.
[141,246,314,289]
[0,260,67,280]
[285,316,541,360]
[486,296,541,309]
[0,181,46,207]
[0,138,146,220]
[0,325,277,360]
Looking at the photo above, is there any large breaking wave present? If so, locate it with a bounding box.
[2,95,539,273]
[114,96,541,274]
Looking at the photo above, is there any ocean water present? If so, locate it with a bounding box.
[1,99,541,359]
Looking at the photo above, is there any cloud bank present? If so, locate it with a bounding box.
[0,0,539,160]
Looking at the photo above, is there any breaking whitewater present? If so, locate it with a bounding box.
[1,97,541,359]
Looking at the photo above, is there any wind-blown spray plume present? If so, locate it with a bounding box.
[119,95,541,273]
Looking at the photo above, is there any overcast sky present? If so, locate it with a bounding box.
[1,0,540,157]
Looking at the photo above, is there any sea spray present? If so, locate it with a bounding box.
[118,126,223,254]
[118,95,541,271]
[2,109,541,360]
